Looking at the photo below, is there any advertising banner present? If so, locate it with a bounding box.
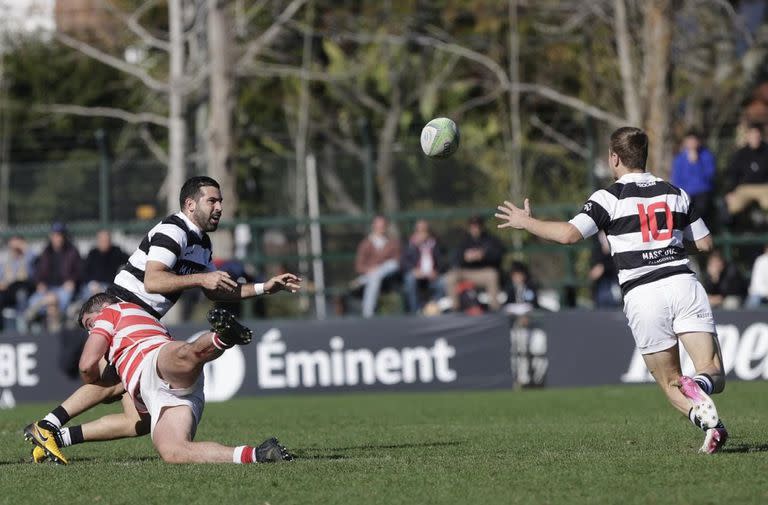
[1,313,513,406]
[524,310,768,387]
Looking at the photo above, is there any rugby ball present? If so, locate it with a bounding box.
[420,117,460,158]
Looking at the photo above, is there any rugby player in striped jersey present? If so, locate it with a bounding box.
[24,176,301,463]
[495,127,728,454]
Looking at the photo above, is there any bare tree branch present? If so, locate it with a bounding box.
[236,61,358,81]
[103,0,170,52]
[140,126,169,165]
[238,0,308,66]
[55,32,169,92]
[518,83,627,126]
[40,104,170,127]
[529,114,589,157]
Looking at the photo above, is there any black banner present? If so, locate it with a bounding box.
[0,313,513,406]
[521,310,768,387]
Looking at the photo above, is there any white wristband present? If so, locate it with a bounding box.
[254,283,265,295]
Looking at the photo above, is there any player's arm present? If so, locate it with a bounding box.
[144,260,238,294]
[79,334,110,385]
[495,199,583,244]
[203,273,303,300]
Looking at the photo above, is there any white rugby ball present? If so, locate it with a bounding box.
[420,117,460,158]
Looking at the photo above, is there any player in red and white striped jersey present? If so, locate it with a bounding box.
[86,302,173,412]
[77,293,292,464]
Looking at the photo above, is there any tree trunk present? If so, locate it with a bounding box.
[167,0,186,214]
[642,0,673,178]
[207,0,236,257]
[375,88,402,219]
[508,0,523,203]
[614,0,642,126]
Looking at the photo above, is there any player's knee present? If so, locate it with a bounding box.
[156,443,187,464]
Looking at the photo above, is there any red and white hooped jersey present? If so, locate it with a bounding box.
[89,302,173,408]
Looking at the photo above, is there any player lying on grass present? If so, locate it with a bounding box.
[28,292,292,464]
[23,176,301,464]
[495,127,728,454]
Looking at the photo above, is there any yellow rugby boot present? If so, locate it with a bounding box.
[23,421,68,465]
[31,445,48,463]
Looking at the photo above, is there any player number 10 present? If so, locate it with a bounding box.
[637,202,672,242]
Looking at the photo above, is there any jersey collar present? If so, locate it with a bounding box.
[176,211,204,237]
[616,171,657,184]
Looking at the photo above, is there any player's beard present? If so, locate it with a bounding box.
[194,207,221,231]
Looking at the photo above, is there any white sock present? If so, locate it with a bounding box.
[43,413,62,429]
[59,427,73,447]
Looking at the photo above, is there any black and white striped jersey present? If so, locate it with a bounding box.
[110,212,214,318]
[568,172,710,295]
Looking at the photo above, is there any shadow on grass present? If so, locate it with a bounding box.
[721,443,768,454]
[293,440,464,460]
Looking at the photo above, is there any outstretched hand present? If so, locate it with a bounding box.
[264,273,302,294]
[495,199,532,230]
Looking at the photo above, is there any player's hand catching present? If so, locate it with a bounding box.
[495,199,532,230]
[201,271,239,292]
[264,273,302,294]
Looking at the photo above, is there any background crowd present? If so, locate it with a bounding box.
[1,122,767,332]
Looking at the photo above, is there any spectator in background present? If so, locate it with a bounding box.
[746,244,768,308]
[0,235,36,330]
[724,124,768,220]
[443,216,505,311]
[80,230,128,299]
[503,261,538,314]
[25,223,81,332]
[702,250,747,309]
[671,130,716,224]
[589,231,621,308]
[401,219,445,313]
[353,215,401,318]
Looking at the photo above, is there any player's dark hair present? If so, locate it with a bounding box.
[747,123,764,133]
[683,129,701,139]
[609,127,648,170]
[179,176,220,209]
[78,293,121,328]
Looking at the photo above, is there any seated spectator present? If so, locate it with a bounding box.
[724,124,768,221]
[589,231,621,308]
[443,216,505,311]
[0,235,36,330]
[401,219,445,313]
[503,261,538,314]
[80,230,129,299]
[25,223,81,332]
[671,130,716,224]
[353,215,401,318]
[746,244,768,308]
[702,250,747,309]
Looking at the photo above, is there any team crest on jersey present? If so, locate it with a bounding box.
[583,202,593,212]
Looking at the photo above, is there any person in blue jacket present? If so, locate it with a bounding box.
[671,130,716,224]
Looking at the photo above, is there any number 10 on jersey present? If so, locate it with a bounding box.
[637,202,672,242]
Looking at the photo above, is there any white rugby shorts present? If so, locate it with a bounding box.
[623,273,716,354]
[138,343,206,438]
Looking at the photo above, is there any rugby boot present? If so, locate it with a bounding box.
[23,420,68,465]
[678,376,719,429]
[207,308,253,346]
[700,427,729,454]
[254,437,294,463]
[31,445,48,463]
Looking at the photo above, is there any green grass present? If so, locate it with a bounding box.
[2,382,768,505]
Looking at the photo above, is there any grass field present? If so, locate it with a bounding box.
[2,382,767,505]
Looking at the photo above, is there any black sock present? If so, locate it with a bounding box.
[69,425,84,445]
[43,405,71,429]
